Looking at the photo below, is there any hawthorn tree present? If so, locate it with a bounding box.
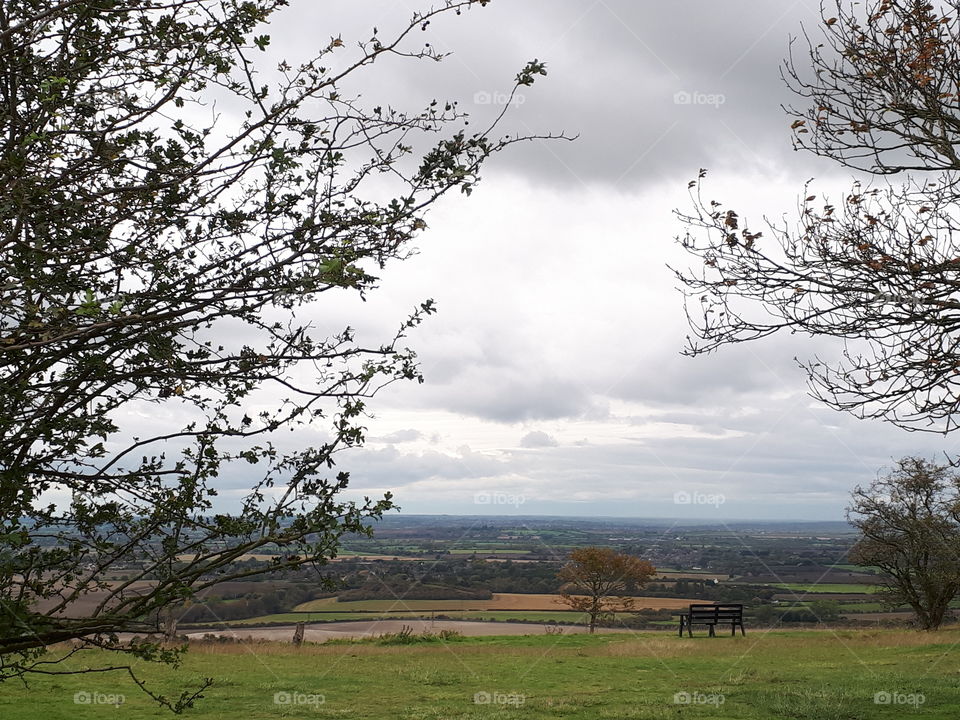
[557,547,656,633]
[0,0,557,707]
[675,0,960,433]
[848,457,960,630]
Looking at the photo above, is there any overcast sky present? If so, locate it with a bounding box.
[214,0,960,521]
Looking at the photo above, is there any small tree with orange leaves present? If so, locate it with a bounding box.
[557,547,656,633]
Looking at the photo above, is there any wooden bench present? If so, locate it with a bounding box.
[678,603,745,637]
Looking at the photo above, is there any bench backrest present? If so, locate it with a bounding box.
[687,604,743,621]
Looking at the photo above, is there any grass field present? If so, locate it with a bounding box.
[839,602,888,612]
[829,564,878,572]
[7,628,960,718]
[447,548,531,554]
[293,593,699,613]
[831,600,960,613]
[657,571,729,581]
[221,610,594,625]
[770,583,879,594]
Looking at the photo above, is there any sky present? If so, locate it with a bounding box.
[193,1,960,521]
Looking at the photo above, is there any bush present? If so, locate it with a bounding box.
[325,626,465,646]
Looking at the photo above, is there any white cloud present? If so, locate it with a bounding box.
[86,1,958,521]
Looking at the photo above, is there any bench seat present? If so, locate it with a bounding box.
[677,603,745,637]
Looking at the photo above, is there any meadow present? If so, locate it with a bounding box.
[293,593,699,613]
[223,609,594,624]
[208,593,699,626]
[6,627,960,719]
[770,584,880,595]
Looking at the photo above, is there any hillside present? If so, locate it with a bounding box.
[5,628,959,718]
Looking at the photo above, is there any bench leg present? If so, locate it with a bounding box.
[708,625,715,638]
[679,617,684,637]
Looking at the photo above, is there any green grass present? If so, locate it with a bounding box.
[839,602,889,612]
[771,583,880,594]
[838,599,960,613]
[447,611,587,623]
[295,597,494,612]
[447,548,531,554]
[213,610,590,625]
[293,596,583,614]
[829,564,878,572]
[6,628,960,718]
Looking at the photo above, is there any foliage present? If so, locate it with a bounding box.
[324,625,465,645]
[557,547,656,633]
[848,456,960,630]
[808,600,842,622]
[675,0,960,432]
[0,0,557,703]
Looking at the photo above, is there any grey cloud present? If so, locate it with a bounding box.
[609,333,843,409]
[269,0,834,189]
[401,362,599,423]
[520,430,559,448]
[369,429,423,444]
[162,1,943,521]
[347,383,960,517]
[347,445,506,487]
[448,374,593,422]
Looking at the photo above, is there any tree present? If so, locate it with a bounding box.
[848,456,960,630]
[0,0,558,707]
[674,0,960,432]
[557,547,656,633]
[808,599,841,623]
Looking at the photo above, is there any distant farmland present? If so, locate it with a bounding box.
[293,593,700,614]
[769,583,880,594]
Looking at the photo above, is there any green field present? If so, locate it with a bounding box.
[294,597,495,612]
[770,583,880,594]
[828,564,878,572]
[219,610,591,625]
[6,628,960,718]
[839,602,888,612]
